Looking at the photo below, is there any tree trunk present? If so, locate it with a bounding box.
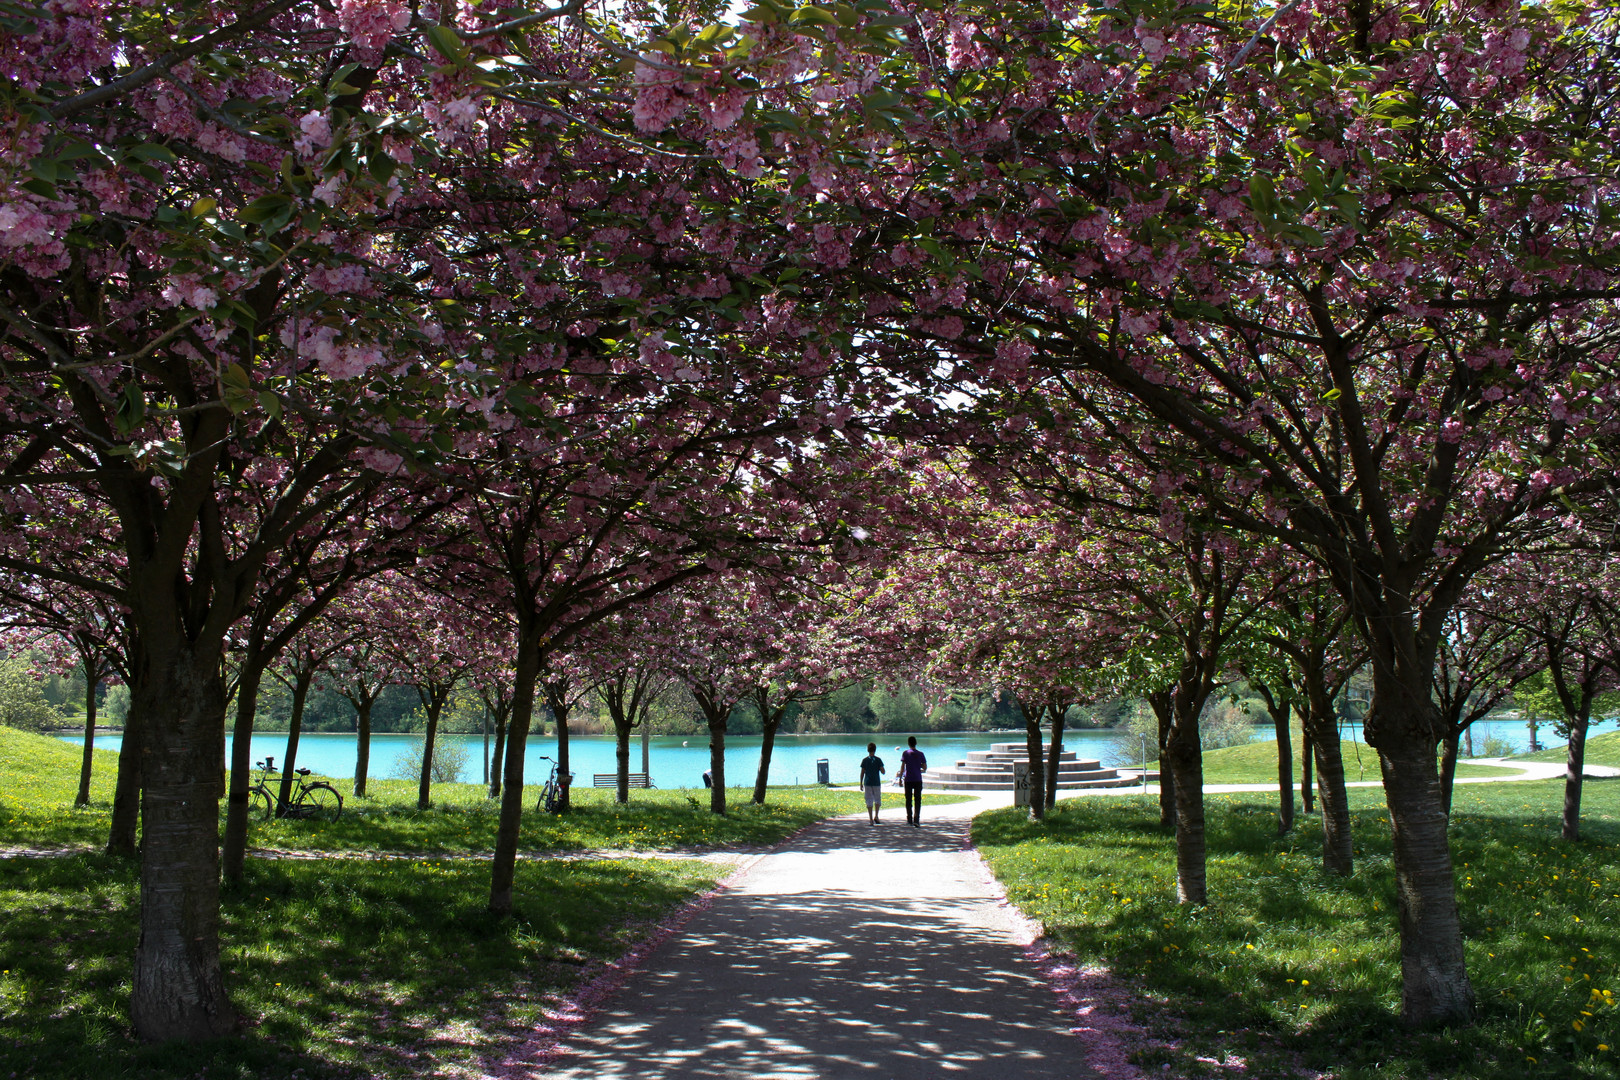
[753,694,783,805]
[708,717,728,814]
[1303,671,1352,875]
[1313,734,1354,876]
[129,646,237,1041]
[1300,729,1316,812]
[641,717,650,776]
[76,673,98,807]
[1019,700,1046,821]
[275,669,312,814]
[1367,672,1474,1027]
[490,629,542,916]
[417,694,442,811]
[1439,732,1460,815]
[1149,692,1175,828]
[221,651,265,882]
[107,694,144,857]
[1044,705,1066,813]
[488,709,506,799]
[1272,698,1295,836]
[555,698,572,813]
[1164,703,1207,905]
[614,715,632,805]
[1562,717,1589,842]
[1377,744,1474,1024]
[354,698,373,798]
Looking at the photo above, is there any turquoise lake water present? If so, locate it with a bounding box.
[55,715,1604,790]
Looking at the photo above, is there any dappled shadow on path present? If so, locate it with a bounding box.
[518,815,1094,1080]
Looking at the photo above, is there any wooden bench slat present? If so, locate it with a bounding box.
[591,773,654,788]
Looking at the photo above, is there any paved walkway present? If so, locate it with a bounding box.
[535,797,1096,1080]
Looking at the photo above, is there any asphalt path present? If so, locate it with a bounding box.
[537,797,1096,1080]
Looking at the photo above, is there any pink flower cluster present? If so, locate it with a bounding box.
[336,0,410,66]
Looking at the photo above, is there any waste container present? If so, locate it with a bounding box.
[816,758,830,785]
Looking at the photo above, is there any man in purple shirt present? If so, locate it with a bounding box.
[899,736,927,826]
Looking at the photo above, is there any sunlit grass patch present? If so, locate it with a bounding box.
[976,780,1620,1079]
[0,850,719,1080]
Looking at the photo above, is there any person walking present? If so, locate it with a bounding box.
[859,742,886,824]
[899,736,927,826]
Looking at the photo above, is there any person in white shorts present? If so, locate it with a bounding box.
[859,742,886,824]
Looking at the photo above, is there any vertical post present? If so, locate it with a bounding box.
[1012,760,1030,808]
[641,717,650,777]
[482,700,490,786]
[1141,734,1148,794]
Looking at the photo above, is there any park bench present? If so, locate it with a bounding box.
[592,772,655,789]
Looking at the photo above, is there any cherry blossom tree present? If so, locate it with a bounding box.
[740,0,1620,1024]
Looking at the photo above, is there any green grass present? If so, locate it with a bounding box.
[1199,736,1522,785]
[0,849,720,1079]
[0,725,119,848]
[1515,730,1620,767]
[978,778,1620,1079]
[0,726,961,853]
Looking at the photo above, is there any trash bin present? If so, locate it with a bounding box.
[816,759,830,786]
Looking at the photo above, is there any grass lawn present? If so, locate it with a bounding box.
[1515,730,1620,768]
[0,726,961,853]
[1199,736,1523,786]
[0,723,969,1077]
[980,779,1620,1079]
[1,849,720,1079]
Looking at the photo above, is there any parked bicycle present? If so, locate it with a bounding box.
[534,755,571,814]
[249,757,343,822]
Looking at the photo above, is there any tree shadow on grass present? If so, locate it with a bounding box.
[0,851,716,1080]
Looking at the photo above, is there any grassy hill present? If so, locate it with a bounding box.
[1513,728,1620,767]
[1198,736,1520,785]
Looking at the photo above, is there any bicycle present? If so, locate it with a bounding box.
[249,757,343,822]
[534,755,571,814]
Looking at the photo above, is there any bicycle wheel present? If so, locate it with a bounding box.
[296,782,343,822]
[249,786,275,821]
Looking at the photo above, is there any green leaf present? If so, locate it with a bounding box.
[190,197,217,217]
[425,23,468,63]
[258,392,283,421]
[126,144,176,164]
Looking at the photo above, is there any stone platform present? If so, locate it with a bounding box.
[924,742,1142,791]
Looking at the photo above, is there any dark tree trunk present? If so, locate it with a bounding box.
[1368,679,1474,1026]
[489,710,506,799]
[555,698,572,813]
[1303,670,1353,875]
[1149,691,1175,828]
[1313,735,1354,876]
[106,695,144,857]
[489,629,542,916]
[76,673,98,807]
[753,690,789,805]
[1255,682,1294,835]
[614,715,632,804]
[1439,733,1460,815]
[1164,699,1207,905]
[708,717,727,814]
[417,694,443,811]
[275,668,313,813]
[221,650,265,882]
[1044,704,1066,812]
[354,698,373,797]
[1300,729,1316,812]
[129,647,237,1040]
[1563,718,1589,842]
[1020,700,1046,822]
